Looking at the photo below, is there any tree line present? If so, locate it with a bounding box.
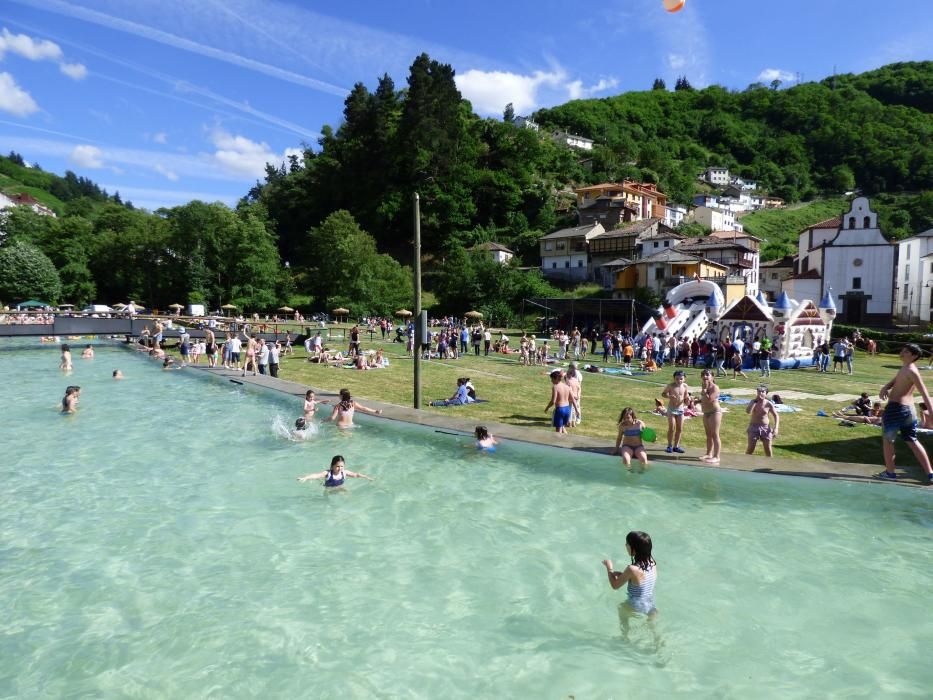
[1,58,930,316]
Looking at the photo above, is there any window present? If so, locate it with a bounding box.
[863,216,871,228]
[907,244,911,258]
[852,277,861,290]
[556,241,566,251]
[906,265,910,281]
[565,261,570,268]
[771,272,778,280]
[664,240,670,247]
[904,285,909,301]
[654,267,664,280]
[577,260,583,267]
[848,217,856,229]
[544,242,553,251]
[653,242,659,248]
[551,262,557,269]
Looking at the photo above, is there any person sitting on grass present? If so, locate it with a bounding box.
[833,402,883,424]
[641,357,658,373]
[430,377,475,407]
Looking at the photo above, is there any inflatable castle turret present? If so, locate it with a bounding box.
[772,291,792,321]
[707,290,721,323]
[756,290,768,306]
[818,288,837,325]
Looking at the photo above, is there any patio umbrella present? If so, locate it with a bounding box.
[278,306,294,312]
[395,309,412,317]
[221,304,238,309]
[168,303,184,309]
[464,310,484,319]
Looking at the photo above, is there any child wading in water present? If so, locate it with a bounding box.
[876,344,933,483]
[661,370,689,453]
[601,531,658,636]
[613,407,649,471]
[303,389,328,419]
[474,426,498,452]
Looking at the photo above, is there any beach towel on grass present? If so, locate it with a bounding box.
[721,398,802,413]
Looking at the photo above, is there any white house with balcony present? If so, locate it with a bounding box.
[895,228,933,325]
[663,204,687,228]
[702,167,730,186]
[694,205,743,232]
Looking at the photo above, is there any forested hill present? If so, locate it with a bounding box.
[253,59,932,268]
[532,61,932,205]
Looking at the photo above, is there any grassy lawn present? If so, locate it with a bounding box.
[260,334,931,468]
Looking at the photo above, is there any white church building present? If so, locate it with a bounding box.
[783,197,895,325]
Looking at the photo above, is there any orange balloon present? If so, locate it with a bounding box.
[664,0,686,12]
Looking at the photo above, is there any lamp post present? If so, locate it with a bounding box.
[919,281,932,331]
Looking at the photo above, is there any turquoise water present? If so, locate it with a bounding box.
[1,342,932,697]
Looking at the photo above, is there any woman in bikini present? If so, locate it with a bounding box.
[613,407,649,470]
[699,369,722,464]
[324,388,383,428]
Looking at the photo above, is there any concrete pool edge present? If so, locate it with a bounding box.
[164,356,929,488]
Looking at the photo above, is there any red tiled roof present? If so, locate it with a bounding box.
[809,216,841,230]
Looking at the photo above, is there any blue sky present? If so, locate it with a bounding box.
[0,0,929,211]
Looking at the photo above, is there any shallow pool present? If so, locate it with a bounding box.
[1,342,932,697]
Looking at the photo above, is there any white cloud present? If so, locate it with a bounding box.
[456,67,618,116]
[0,27,63,62]
[59,62,87,80]
[208,128,302,178]
[154,163,178,181]
[152,131,168,144]
[0,72,39,116]
[668,53,687,70]
[69,144,104,168]
[756,68,797,84]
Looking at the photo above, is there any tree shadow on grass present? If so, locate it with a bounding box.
[503,413,552,427]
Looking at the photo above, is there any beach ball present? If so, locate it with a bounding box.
[663,0,686,12]
[641,427,657,443]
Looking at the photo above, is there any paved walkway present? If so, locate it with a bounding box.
[185,365,930,488]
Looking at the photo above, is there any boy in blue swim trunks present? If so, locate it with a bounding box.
[661,370,689,453]
[544,369,577,434]
[877,344,933,483]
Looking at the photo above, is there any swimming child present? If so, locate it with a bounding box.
[112,369,123,379]
[601,531,658,633]
[661,370,689,453]
[475,425,498,452]
[303,389,329,419]
[60,344,73,371]
[613,407,649,470]
[61,385,80,414]
[297,455,373,488]
[81,344,94,359]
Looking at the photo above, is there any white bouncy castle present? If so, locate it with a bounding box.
[640,278,836,369]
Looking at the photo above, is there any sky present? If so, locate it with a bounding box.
[0,0,929,211]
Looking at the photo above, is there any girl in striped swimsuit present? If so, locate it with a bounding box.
[602,531,658,634]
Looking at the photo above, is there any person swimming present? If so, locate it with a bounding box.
[61,385,80,414]
[475,425,498,452]
[296,455,373,488]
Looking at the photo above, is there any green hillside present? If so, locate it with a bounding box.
[741,199,847,259]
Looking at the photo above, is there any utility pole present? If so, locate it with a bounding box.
[413,193,422,409]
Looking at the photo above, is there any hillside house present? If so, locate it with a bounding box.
[471,241,515,265]
[0,192,57,217]
[677,235,760,295]
[759,254,796,300]
[612,248,729,298]
[703,167,730,186]
[895,228,933,324]
[694,205,743,232]
[552,131,594,151]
